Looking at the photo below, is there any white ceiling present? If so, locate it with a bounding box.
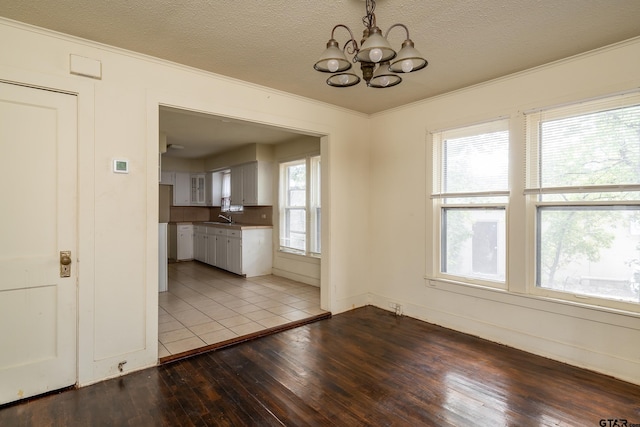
[159,107,318,159]
[2,0,639,157]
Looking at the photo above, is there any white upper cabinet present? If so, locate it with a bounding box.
[162,161,273,207]
[230,165,244,206]
[173,172,191,206]
[230,161,273,206]
[190,173,206,205]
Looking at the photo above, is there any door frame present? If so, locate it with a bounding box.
[146,91,334,351]
[0,65,95,387]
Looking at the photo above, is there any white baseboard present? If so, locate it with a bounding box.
[272,268,320,287]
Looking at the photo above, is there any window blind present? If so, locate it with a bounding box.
[432,119,509,199]
[525,92,640,195]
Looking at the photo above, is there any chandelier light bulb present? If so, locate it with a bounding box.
[327,59,340,73]
[369,48,383,63]
[401,59,414,73]
[338,74,350,85]
[379,76,390,87]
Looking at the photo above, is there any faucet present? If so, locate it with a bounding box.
[218,214,232,223]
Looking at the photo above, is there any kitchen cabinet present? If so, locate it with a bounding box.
[227,229,242,275]
[193,225,207,262]
[173,172,191,206]
[230,162,273,206]
[191,173,206,205]
[206,230,217,265]
[214,228,228,270]
[230,165,243,206]
[162,163,271,207]
[205,171,222,207]
[195,224,272,277]
[168,223,193,261]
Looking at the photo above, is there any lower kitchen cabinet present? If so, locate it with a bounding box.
[206,232,217,265]
[227,230,242,275]
[194,226,207,262]
[195,224,272,277]
[213,228,228,271]
[169,223,194,261]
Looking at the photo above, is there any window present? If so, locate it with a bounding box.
[279,155,321,256]
[221,170,231,211]
[220,170,243,212]
[432,119,509,286]
[526,93,640,306]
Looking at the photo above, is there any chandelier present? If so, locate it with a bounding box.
[314,0,428,88]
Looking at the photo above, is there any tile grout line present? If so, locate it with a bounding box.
[159,262,324,357]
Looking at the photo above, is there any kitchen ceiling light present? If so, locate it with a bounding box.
[313,0,428,88]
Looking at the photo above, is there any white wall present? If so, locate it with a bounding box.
[0,18,371,386]
[368,37,640,384]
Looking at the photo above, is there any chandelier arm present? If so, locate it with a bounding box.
[330,24,359,56]
[384,23,410,40]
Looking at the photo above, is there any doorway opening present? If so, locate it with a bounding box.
[156,106,328,361]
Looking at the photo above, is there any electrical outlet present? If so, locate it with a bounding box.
[389,302,403,316]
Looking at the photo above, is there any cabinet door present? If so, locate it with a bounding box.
[194,233,206,262]
[227,237,242,275]
[173,172,191,206]
[215,235,227,270]
[177,225,193,260]
[242,162,258,205]
[206,234,216,265]
[230,165,243,205]
[191,174,206,205]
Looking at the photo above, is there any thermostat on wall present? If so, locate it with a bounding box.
[113,159,129,174]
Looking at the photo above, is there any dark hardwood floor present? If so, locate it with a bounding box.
[2,306,639,426]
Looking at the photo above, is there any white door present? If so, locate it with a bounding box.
[0,81,78,405]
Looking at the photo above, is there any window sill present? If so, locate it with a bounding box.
[277,249,321,263]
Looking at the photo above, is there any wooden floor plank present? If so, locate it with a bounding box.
[1,306,639,426]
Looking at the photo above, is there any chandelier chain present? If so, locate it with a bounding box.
[362,0,376,29]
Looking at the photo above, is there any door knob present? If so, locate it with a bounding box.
[60,251,72,277]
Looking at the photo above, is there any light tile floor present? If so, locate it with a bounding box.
[158,261,325,358]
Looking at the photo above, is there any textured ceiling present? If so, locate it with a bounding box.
[2,0,639,158]
[1,0,639,115]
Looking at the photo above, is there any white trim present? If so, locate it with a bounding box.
[432,190,510,199]
[524,184,640,195]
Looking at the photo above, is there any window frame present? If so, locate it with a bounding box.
[525,92,640,311]
[431,118,510,289]
[278,155,321,257]
[220,169,243,213]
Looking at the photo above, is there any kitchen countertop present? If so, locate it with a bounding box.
[169,221,272,230]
